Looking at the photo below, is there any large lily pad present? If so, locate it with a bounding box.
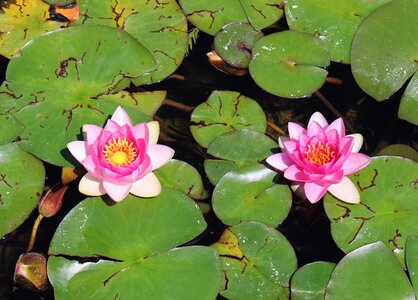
[406,236,418,296]
[73,0,188,85]
[0,143,45,238]
[324,156,418,263]
[179,0,284,35]
[325,242,415,300]
[4,25,155,166]
[398,72,418,126]
[249,30,330,98]
[190,91,267,148]
[285,0,390,63]
[213,163,291,226]
[0,0,64,58]
[0,87,23,145]
[351,0,418,101]
[48,188,221,299]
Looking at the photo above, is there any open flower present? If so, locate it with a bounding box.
[266,112,370,204]
[67,106,174,202]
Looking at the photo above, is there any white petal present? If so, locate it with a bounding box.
[347,133,363,153]
[102,181,132,202]
[327,176,360,204]
[79,173,106,196]
[130,172,162,197]
[278,136,289,150]
[308,112,328,128]
[147,121,160,144]
[148,144,175,170]
[111,106,133,127]
[67,141,88,162]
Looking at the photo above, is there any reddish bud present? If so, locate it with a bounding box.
[38,185,68,218]
[207,51,248,76]
[14,253,48,291]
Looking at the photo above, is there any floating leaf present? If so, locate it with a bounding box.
[324,156,418,263]
[285,0,390,63]
[48,188,221,299]
[4,25,155,166]
[406,236,418,296]
[179,0,284,35]
[0,0,64,58]
[376,144,418,162]
[213,163,291,226]
[0,143,45,238]
[291,262,336,300]
[398,72,418,126]
[351,0,418,101]
[249,30,330,98]
[325,242,415,300]
[190,91,267,148]
[0,112,23,146]
[204,159,238,185]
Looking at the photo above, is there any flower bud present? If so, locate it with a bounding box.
[14,253,48,291]
[38,185,68,218]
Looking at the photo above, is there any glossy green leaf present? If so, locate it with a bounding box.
[324,156,418,263]
[398,72,418,126]
[351,0,418,101]
[291,262,336,300]
[154,159,208,200]
[73,0,188,85]
[0,0,63,58]
[213,163,291,226]
[285,0,390,63]
[190,91,267,148]
[406,236,418,296]
[249,30,330,98]
[48,188,221,299]
[5,25,155,166]
[0,143,45,238]
[179,0,283,35]
[325,242,415,300]
[376,144,418,162]
[204,159,238,185]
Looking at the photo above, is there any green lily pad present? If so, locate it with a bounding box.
[325,242,415,300]
[0,87,24,145]
[42,0,74,5]
[398,72,418,126]
[406,236,418,296]
[249,30,330,98]
[376,144,418,162]
[190,91,267,148]
[213,222,297,299]
[48,188,221,299]
[324,156,418,263]
[213,163,291,226]
[291,262,336,300]
[73,0,188,85]
[351,0,418,101]
[154,159,208,200]
[204,159,238,185]
[179,0,284,35]
[5,25,155,166]
[0,0,64,58]
[0,143,45,238]
[214,22,263,69]
[285,0,390,63]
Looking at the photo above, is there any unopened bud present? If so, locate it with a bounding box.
[38,185,68,218]
[14,253,48,291]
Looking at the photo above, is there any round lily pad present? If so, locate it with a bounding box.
[73,0,188,85]
[48,188,221,299]
[179,0,284,35]
[398,72,418,126]
[0,143,45,238]
[376,144,418,162]
[5,25,155,166]
[249,30,330,98]
[213,163,291,227]
[406,236,418,296]
[214,22,263,69]
[324,156,418,263]
[285,0,390,63]
[325,242,414,300]
[0,87,24,145]
[351,0,418,101]
[204,159,238,185]
[190,91,267,148]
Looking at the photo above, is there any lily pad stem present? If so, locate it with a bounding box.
[27,214,44,253]
[162,99,194,112]
[326,76,343,85]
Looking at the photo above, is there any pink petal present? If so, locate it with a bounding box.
[283,140,298,153]
[322,169,344,183]
[103,119,121,133]
[278,136,289,150]
[147,121,160,145]
[288,122,306,140]
[341,153,371,175]
[102,181,132,202]
[307,121,325,137]
[326,118,345,137]
[148,144,175,171]
[132,123,148,141]
[79,173,106,196]
[347,134,363,153]
[308,112,329,128]
[266,153,294,171]
[304,182,329,203]
[130,172,162,197]
[110,106,133,127]
[67,141,88,163]
[284,165,310,182]
[327,176,360,204]
[85,124,104,146]
[325,129,339,148]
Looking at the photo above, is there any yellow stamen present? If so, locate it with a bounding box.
[305,141,335,165]
[103,137,137,166]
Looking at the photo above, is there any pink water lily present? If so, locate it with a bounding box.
[267,112,370,204]
[67,106,174,202]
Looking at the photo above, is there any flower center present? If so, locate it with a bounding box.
[305,142,335,165]
[103,137,137,166]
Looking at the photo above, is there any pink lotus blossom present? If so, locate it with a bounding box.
[67,106,174,202]
[266,112,370,204]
